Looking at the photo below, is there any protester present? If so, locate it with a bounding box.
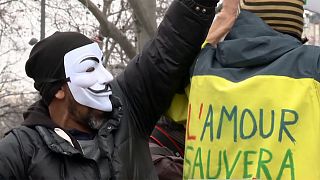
[184,0,320,179]
[149,116,185,180]
[0,0,222,179]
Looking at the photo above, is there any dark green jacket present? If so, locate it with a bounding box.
[184,10,320,179]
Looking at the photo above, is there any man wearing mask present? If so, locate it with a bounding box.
[0,0,224,179]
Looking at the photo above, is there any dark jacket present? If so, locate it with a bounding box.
[184,11,320,179]
[149,142,184,180]
[0,0,217,179]
[149,117,186,180]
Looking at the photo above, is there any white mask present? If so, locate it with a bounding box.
[64,43,113,112]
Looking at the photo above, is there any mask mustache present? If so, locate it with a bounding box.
[88,84,111,94]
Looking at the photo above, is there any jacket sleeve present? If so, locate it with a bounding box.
[117,0,218,136]
[0,132,27,179]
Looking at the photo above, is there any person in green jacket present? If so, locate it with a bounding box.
[185,0,320,179]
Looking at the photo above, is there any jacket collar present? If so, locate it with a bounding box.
[22,100,58,128]
[215,10,302,68]
[36,126,83,155]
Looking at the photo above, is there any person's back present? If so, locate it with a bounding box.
[184,0,320,179]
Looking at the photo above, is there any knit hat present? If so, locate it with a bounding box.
[240,0,304,39]
[25,31,93,105]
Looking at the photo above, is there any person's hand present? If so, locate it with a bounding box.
[205,0,240,46]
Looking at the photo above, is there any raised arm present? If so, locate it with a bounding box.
[205,0,240,46]
[117,0,219,136]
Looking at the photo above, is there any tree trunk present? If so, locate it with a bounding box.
[129,0,156,52]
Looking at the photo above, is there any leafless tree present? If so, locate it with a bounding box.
[0,61,38,137]
[0,0,41,136]
[39,0,172,75]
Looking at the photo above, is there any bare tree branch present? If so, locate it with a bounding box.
[78,0,137,59]
[0,0,17,6]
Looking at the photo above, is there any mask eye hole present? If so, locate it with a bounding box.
[86,67,95,72]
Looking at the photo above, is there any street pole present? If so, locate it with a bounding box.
[40,0,45,40]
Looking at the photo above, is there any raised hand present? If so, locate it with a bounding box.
[205,0,240,46]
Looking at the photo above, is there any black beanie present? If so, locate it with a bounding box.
[25,31,93,105]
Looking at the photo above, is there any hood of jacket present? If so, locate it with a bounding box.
[22,100,84,153]
[215,10,302,68]
[22,100,58,128]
